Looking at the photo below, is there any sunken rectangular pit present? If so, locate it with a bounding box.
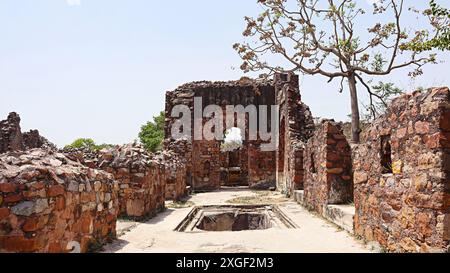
[175,205,298,232]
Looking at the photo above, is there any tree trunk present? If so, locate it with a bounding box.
[348,73,361,143]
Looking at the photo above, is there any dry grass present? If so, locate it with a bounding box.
[226,191,289,205]
[167,200,195,209]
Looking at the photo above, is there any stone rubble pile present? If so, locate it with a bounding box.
[62,147,100,169]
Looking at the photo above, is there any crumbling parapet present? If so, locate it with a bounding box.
[154,154,187,201]
[0,113,56,154]
[0,113,25,153]
[302,120,353,215]
[0,149,118,253]
[164,137,192,187]
[353,87,450,253]
[275,73,315,196]
[93,144,166,220]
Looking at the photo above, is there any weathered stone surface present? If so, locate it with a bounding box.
[0,149,118,253]
[65,143,167,219]
[354,171,368,184]
[0,112,56,154]
[303,120,353,215]
[275,73,314,195]
[352,87,450,253]
[164,73,313,192]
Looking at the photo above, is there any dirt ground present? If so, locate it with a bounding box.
[102,188,373,253]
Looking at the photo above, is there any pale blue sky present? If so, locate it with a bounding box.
[1,0,449,147]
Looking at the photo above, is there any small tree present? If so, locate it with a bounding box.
[65,138,112,151]
[361,82,403,121]
[234,0,442,143]
[139,111,165,152]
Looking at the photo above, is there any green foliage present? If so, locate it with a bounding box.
[65,138,113,151]
[402,0,450,52]
[139,111,165,152]
[363,82,403,121]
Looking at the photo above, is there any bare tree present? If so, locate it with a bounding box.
[234,0,440,143]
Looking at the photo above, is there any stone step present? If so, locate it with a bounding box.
[292,190,355,234]
[293,190,304,205]
[323,204,355,234]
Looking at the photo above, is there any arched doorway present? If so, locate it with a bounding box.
[220,127,248,187]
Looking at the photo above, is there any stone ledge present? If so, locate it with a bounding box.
[323,204,355,234]
[293,190,355,234]
[293,190,304,205]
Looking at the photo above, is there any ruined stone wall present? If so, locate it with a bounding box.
[288,144,305,191]
[275,73,314,195]
[0,149,118,253]
[22,130,56,151]
[165,80,278,190]
[164,138,192,187]
[93,144,166,220]
[247,143,276,189]
[303,120,353,215]
[0,112,55,154]
[353,87,450,253]
[157,151,188,201]
[0,113,24,153]
[192,140,221,190]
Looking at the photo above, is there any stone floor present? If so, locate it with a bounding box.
[102,189,373,253]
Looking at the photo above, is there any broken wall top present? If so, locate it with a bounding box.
[0,148,115,187]
[361,87,449,142]
[169,78,274,93]
[0,112,56,154]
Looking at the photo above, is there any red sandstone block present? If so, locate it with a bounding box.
[23,189,46,199]
[391,138,400,150]
[445,193,450,209]
[424,133,444,149]
[30,182,45,190]
[80,214,93,234]
[0,236,40,252]
[80,236,92,253]
[55,196,65,211]
[0,207,10,221]
[0,183,17,193]
[440,111,450,131]
[326,152,341,161]
[443,133,450,148]
[22,215,49,232]
[416,212,433,237]
[80,192,95,203]
[48,242,64,253]
[415,121,430,134]
[3,193,22,204]
[396,127,407,139]
[93,220,104,232]
[336,140,349,150]
[47,185,65,197]
[101,226,109,237]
